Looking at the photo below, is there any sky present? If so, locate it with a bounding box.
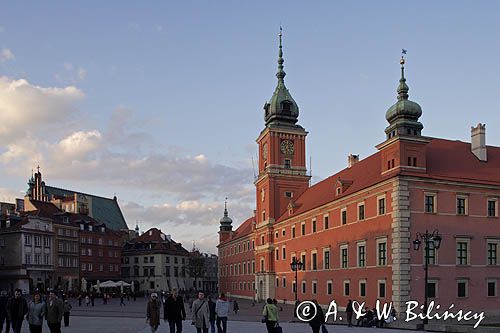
[1,1,500,253]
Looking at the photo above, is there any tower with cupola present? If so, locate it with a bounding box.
[254,28,310,301]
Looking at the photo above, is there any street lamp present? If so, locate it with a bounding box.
[413,229,442,327]
[290,257,303,303]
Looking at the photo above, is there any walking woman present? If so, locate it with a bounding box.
[27,292,45,333]
[309,300,325,333]
[262,298,278,333]
[146,293,161,333]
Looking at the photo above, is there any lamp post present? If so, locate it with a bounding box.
[413,229,442,327]
[290,257,303,303]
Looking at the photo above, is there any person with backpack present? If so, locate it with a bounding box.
[262,298,278,333]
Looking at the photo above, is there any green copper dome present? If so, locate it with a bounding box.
[264,28,300,128]
[384,58,423,139]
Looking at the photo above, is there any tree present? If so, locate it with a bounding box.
[187,253,206,291]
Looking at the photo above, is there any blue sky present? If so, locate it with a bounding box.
[1,1,499,251]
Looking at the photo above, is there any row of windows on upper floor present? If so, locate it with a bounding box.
[23,235,51,247]
[424,194,498,217]
[81,263,119,272]
[220,193,499,259]
[79,236,120,246]
[122,256,186,265]
[80,247,120,258]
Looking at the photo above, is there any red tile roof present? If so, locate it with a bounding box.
[232,216,254,240]
[25,200,63,218]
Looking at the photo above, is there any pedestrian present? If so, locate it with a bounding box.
[146,293,161,333]
[309,300,326,333]
[63,300,72,327]
[0,290,11,333]
[232,299,239,315]
[77,294,82,307]
[45,291,64,333]
[215,293,229,333]
[208,296,216,333]
[262,298,278,333]
[163,288,185,333]
[120,294,125,306]
[191,291,210,333]
[27,292,45,333]
[6,289,28,333]
[133,293,137,302]
[90,293,95,307]
[85,295,90,307]
[345,299,353,327]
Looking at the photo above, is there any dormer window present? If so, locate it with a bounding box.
[62,216,69,223]
[281,101,292,115]
[80,224,84,231]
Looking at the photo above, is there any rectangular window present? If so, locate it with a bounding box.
[292,226,296,238]
[301,281,306,293]
[341,246,348,268]
[285,191,293,198]
[276,277,279,288]
[488,199,497,217]
[378,281,386,298]
[282,277,286,288]
[457,281,468,298]
[344,281,350,296]
[292,281,297,293]
[324,250,330,270]
[301,223,306,236]
[487,281,497,297]
[358,204,365,220]
[425,195,435,213]
[34,236,41,247]
[427,241,437,265]
[457,241,469,265]
[312,219,317,233]
[275,249,279,260]
[378,242,387,266]
[282,247,286,260]
[323,215,329,229]
[359,281,366,297]
[487,242,498,265]
[358,244,366,267]
[312,281,317,295]
[378,198,385,215]
[301,254,306,271]
[284,159,291,169]
[327,281,333,295]
[341,209,347,225]
[312,253,317,270]
[457,196,467,215]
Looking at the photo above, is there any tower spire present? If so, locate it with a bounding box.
[223,197,228,217]
[397,49,409,101]
[276,26,286,83]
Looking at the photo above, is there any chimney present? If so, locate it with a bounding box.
[471,123,487,162]
[348,154,360,168]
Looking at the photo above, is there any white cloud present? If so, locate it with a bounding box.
[55,130,102,160]
[77,68,86,80]
[0,48,14,63]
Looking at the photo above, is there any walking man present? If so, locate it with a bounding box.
[164,288,185,333]
[346,300,354,327]
[215,293,229,333]
[120,294,126,306]
[6,289,28,333]
[191,291,210,333]
[0,290,11,333]
[45,291,64,333]
[63,300,72,327]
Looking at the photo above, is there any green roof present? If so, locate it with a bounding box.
[45,186,128,231]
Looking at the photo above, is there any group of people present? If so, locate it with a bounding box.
[345,299,397,328]
[146,289,232,333]
[0,289,72,333]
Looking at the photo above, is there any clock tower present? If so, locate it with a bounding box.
[254,28,310,301]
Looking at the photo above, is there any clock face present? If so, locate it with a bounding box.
[280,140,294,155]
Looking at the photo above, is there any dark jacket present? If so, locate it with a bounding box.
[45,298,64,324]
[309,304,325,329]
[6,296,28,320]
[164,295,186,322]
[147,299,161,327]
[0,295,8,317]
[208,300,216,322]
